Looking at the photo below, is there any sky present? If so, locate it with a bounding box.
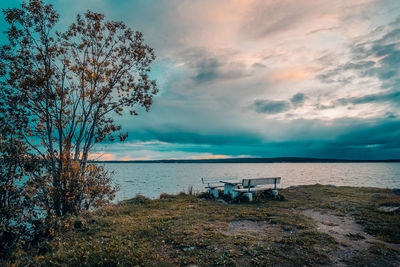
[2,0,400,160]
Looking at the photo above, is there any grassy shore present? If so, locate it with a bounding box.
[5,184,400,266]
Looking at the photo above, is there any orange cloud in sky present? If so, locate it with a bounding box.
[191,154,230,160]
[88,152,115,161]
[120,157,152,161]
[119,157,134,161]
[269,67,315,82]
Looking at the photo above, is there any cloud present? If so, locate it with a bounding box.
[190,154,230,160]
[318,15,400,91]
[3,0,398,160]
[241,0,373,39]
[249,93,307,114]
[96,115,400,160]
[116,1,400,159]
[191,56,249,84]
[193,57,220,83]
[88,152,115,161]
[126,128,263,146]
[250,99,290,114]
[314,90,400,111]
[336,90,400,106]
[290,93,307,108]
[269,67,315,83]
[175,48,251,84]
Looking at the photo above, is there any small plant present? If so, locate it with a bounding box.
[187,185,194,195]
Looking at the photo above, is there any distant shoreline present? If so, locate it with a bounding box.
[89,157,400,164]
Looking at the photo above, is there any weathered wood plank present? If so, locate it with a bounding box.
[242,177,281,187]
[233,187,272,192]
[204,185,224,189]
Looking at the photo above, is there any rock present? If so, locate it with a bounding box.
[217,199,227,204]
[378,206,400,213]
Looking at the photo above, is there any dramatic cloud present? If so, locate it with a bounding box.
[1,0,400,159]
[250,99,291,114]
[249,93,307,115]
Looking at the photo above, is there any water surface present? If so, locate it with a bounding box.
[104,163,400,201]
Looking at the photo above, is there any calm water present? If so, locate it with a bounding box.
[104,163,400,201]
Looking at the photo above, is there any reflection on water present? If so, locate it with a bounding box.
[103,163,400,201]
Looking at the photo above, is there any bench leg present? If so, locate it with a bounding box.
[244,192,253,202]
[231,190,240,199]
[223,184,231,196]
[225,184,241,199]
[209,188,219,199]
[272,189,278,197]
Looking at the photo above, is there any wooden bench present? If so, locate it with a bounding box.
[233,177,281,201]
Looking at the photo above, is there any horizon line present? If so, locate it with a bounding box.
[88,156,400,163]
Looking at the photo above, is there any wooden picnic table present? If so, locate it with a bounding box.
[202,177,281,202]
[219,180,242,199]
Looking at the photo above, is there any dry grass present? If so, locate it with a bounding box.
[3,184,400,266]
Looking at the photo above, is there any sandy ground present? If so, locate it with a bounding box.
[220,219,291,241]
[216,210,400,266]
[302,209,400,266]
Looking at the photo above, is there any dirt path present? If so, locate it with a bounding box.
[302,209,400,266]
[219,219,289,240]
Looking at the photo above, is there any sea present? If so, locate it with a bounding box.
[104,163,400,202]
